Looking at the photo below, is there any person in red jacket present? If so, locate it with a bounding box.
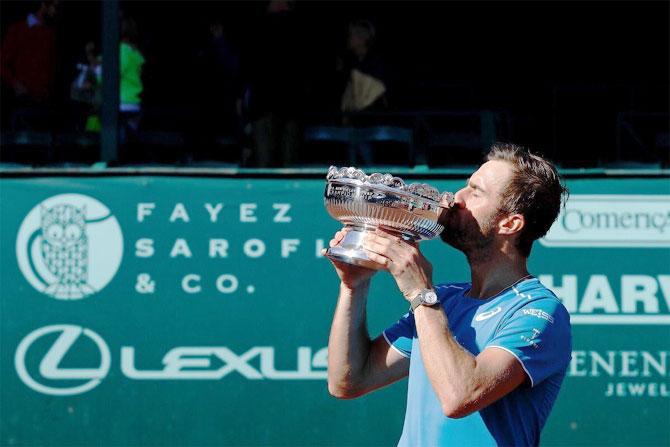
[1,0,59,104]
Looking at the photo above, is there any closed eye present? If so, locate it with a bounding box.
[468,181,485,195]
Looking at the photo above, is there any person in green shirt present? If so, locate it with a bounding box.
[119,17,144,142]
[79,17,144,137]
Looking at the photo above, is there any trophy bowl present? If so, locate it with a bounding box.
[324,166,454,270]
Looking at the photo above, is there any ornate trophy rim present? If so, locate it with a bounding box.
[326,166,454,207]
[324,166,453,270]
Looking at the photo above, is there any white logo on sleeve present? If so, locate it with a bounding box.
[16,194,123,299]
[475,306,503,321]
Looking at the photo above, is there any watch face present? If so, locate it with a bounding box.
[423,290,438,305]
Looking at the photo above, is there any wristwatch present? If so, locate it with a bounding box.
[410,288,439,312]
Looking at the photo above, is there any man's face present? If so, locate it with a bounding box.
[439,160,514,255]
[348,30,368,54]
[41,0,59,22]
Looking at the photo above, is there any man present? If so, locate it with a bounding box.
[118,16,145,144]
[245,0,304,167]
[1,0,59,103]
[325,143,572,446]
[339,19,387,165]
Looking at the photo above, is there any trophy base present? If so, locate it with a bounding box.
[325,227,385,270]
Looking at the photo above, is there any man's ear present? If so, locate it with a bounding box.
[498,213,525,236]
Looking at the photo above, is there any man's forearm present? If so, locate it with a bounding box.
[413,305,481,415]
[327,280,372,397]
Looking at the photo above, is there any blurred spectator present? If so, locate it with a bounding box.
[119,16,145,143]
[339,19,388,164]
[196,18,242,141]
[244,0,305,167]
[70,41,102,132]
[67,17,144,140]
[340,19,387,115]
[0,0,60,130]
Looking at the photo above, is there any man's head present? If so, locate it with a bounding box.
[121,17,139,45]
[348,20,375,59]
[36,0,59,23]
[440,143,568,259]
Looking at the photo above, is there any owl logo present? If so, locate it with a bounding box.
[16,194,123,300]
[39,204,95,299]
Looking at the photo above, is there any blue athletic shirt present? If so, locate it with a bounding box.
[383,277,572,447]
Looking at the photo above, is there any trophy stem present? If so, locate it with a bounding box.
[325,225,390,270]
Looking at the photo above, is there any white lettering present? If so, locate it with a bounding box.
[137,203,155,222]
[260,347,327,379]
[315,239,326,258]
[312,347,328,370]
[121,347,263,379]
[590,351,616,377]
[243,239,265,258]
[570,351,588,377]
[120,346,328,380]
[621,351,639,377]
[135,238,154,258]
[658,275,670,310]
[622,275,659,313]
[216,274,238,294]
[628,382,646,396]
[272,203,292,223]
[641,351,667,377]
[209,239,229,258]
[182,274,201,294]
[579,275,619,313]
[170,239,192,258]
[570,351,669,378]
[204,203,224,222]
[606,382,669,397]
[240,204,257,223]
[281,239,300,258]
[169,203,190,223]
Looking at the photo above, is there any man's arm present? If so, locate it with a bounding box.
[412,305,527,418]
[361,229,528,417]
[324,230,410,399]
[327,281,410,398]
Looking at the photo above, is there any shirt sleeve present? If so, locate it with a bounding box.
[485,298,572,387]
[382,312,415,359]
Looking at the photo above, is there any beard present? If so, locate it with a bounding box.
[439,207,498,260]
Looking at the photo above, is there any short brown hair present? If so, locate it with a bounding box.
[486,143,568,257]
[349,20,376,45]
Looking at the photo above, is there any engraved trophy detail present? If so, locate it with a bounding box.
[324,166,454,270]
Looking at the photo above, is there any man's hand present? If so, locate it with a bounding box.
[361,228,433,301]
[322,228,377,290]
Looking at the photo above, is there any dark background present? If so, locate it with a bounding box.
[1,0,668,167]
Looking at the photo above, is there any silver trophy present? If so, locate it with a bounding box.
[324,166,454,269]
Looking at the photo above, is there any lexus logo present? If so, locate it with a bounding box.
[15,325,328,396]
[14,325,111,396]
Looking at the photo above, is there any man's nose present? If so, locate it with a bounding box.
[453,188,466,207]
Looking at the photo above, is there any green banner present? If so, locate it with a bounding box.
[1,175,669,446]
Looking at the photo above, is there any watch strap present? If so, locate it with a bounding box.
[410,294,424,312]
[409,289,437,313]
